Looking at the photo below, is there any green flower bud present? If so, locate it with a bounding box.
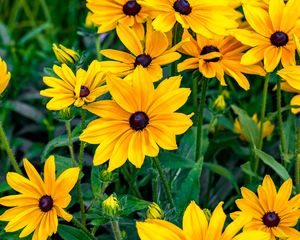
[102,194,121,218]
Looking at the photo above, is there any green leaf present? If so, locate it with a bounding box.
[41,135,79,161]
[203,162,240,193]
[54,155,73,175]
[0,181,10,194]
[231,105,259,146]
[175,161,202,212]
[159,151,194,169]
[91,165,102,197]
[121,195,150,216]
[254,149,290,180]
[19,23,52,45]
[240,161,260,179]
[58,224,92,240]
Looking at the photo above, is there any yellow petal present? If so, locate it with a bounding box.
[128,131,145,168]
[206,202,226,240]
[44,155,56,196]
[55,167,79,195]
[23,158,45,195]
[100,49,135,63]
[152,13,176,33]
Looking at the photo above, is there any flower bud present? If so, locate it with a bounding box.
[102,194,121,218]
[203,208,211,222]
[146,202,164,220]
[99,169,114,183]
[52,43,80,65]
[213,95,226,112]
[55,107,75,121]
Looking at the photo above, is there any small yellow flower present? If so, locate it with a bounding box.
[178,30,265,90]
[0,156,80,240]
[234,114,274,141]
[85,11,95,28]
[137,201,270,240]
[232,175,300,239]
[0,58,11,95]
[99,20,182,82]
[40,60,108,110]
[52,43,80,65]
[213,95,226,112]
[146,202,164,220]
[102,194,121,218]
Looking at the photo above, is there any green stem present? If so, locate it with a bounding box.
[296,121,300,193]
[254,73,269,173]
[195,77,209,162]
[276,79,288,166]
[121,167,142,198]
[96,35,102,61]
[72,217,97,240]
[152,157,175,208]
[65,120,86,224]
[192,75,198,121]
[0,122,22,175]
[111,221,122,240]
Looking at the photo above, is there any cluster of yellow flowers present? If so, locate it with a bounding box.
[0,0,300,239]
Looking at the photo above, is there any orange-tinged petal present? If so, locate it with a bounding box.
[264,46,282,72]
[178,58,199,72]
[116,23,143,56]
[241,45,268,66]
[54,206,72,222]
[147,124,177,150]
[100,49,135,63]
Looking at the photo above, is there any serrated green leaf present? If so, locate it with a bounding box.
[254,149,290,180]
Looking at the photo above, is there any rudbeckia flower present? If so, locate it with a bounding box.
[232,0,300,72]
[80,67,193,171]
[40,60,108,110]
[234,114,274,141]
[86,0,151,39]
[99,21,182,82]
[0,156,80,240]
[177,30,265,90]
[232,175,300,240]
[52,43,80,65]
[139,0,240,38]
[136,201,270,240]
[0,58,11,95]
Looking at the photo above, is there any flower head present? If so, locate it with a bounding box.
[99,21,182,82]
[178,30,265,90]
[0,156,80,240]
[232,0,300,72]
[137,201,270,240]
[146,202,164,220]
[140,0,240,38]
[232,175,300,239]
[102,194,121,218]
[234,114,274,141]
[79,68,192,171]
[86,0,151,39]
[40,60,108,110]
[52,43,80,65]
[0,58,11,95]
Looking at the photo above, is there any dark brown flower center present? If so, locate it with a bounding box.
[173,0,192,15]
[200,45,220,62]
[123,1,141,16]
[80,86,90,97]
[129,111,149,131]
[262,212,280,227]
[270,31,289,47]
[134,54,152,68]
[39,195,53,212]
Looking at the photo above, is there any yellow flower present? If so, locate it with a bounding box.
[232,175,300,240]
[79,68,192,171]
[52,43,80,65]
[232,0,300,72]
[86,0,151,39]
[178,30,265,90]
[0,156,80,240]
[40,60,108,110]
[146,202,164,220]
[102,194,121,217]
[99,21,182,82]
[0,58,11,95]
[136,201,270,240]
[139,0,240,38]
[275,80,300,114]
[234,114,274,141]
